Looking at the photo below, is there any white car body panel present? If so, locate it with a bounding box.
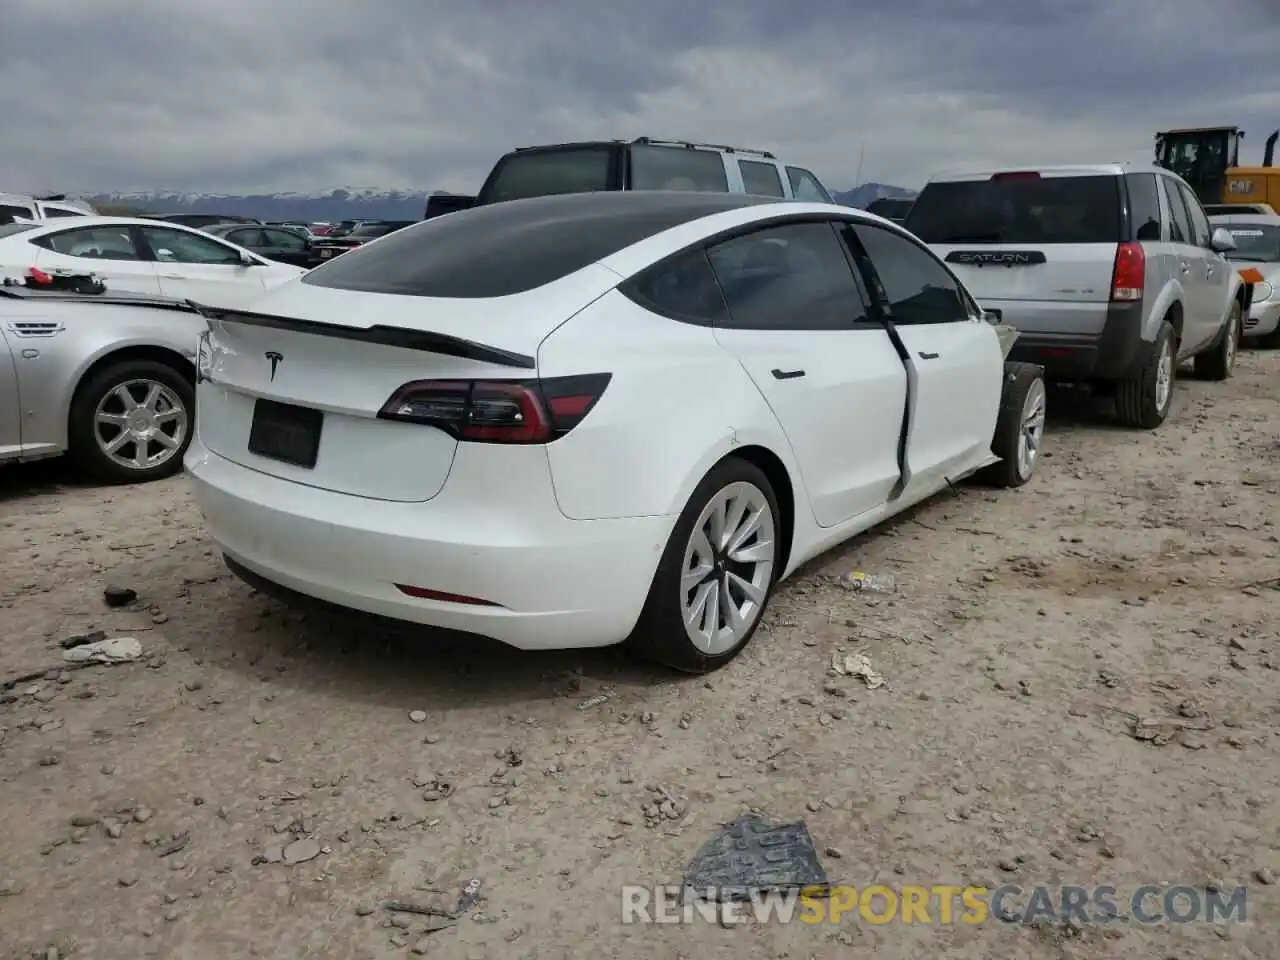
[186,195,1018,652]
[0,216,303,308]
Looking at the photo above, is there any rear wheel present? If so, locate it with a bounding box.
[627,458,780,674]
[68,360,194,484]
[1194,299,1241,380]
[1115,321,1175,429]
[976,362,1046,488]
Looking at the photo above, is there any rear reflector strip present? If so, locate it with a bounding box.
[395,584,503,607]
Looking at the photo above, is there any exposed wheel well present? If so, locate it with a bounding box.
[728,445,795,576]
[69,346,195,428]
[1165,301,1184,346]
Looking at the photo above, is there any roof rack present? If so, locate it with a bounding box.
[511,138,777,159]
[631,137,776,160]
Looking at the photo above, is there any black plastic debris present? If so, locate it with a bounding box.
[683,813,829,902]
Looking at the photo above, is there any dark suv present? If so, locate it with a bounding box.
[425,137,832,218]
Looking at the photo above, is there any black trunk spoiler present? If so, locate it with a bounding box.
[189,303,535,370]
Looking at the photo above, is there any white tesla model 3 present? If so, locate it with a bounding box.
[186,191,1045,673]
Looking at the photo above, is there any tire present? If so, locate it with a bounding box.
[68,359,194,484]
[975,362,1046,488]
[1194,298,1241,380]
[1115,320,1176,429]
[626,457,781,674]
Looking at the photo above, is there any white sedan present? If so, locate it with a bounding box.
[0,217,305,308]
[186,191,1046,673]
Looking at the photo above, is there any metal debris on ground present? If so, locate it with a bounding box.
[683,813,830,903]
[844,571,896,594]
[156,832,190,858]
[831,652,885,690]
[62,637,143,665]
[59,630,107,651]
[1129,713,1214,746]
[384,878,482,927]
[577,692,614,711]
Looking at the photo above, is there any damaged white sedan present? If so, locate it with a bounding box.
[187,191,1045,673]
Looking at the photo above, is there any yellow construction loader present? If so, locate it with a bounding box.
[1154,126,1280,213]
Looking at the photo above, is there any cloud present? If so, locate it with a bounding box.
[2,0,1278,194]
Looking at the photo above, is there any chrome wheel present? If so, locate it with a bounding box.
[1016,377,1046,480]
[94,379,189,472]
[680,481,775,656]
[1154,337,1174,413]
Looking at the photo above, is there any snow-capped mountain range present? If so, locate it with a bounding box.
[81,182,917,221]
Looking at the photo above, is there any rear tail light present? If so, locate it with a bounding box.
[27,266,53,285]
[1110,242,1145,302]
[378,373,611,444]
[990,171,1041,182]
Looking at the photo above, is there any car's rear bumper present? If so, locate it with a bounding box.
[1245,300,1280,338]
[1004,301,1144,381]
[184,438,674,651]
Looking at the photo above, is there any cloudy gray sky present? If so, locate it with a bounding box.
[3,0,1279,195]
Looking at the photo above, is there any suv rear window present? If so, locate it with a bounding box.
[479,147,613,204]
[629,145,729,193]
[906,175,1122,245]
[302,191,774,299]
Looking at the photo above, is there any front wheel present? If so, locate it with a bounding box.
[1194,298,1241,380]
[627,458,780,673]
[68,359,194,484]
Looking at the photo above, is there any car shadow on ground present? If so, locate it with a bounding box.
[0,457,105,502]
[174,558,684,714]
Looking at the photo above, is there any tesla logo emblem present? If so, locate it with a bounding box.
[265,351,283,381]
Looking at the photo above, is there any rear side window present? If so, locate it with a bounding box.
[1125,173,1163,241]
[621,248,727,325]
[786,167,831,202]
[1178,182,1212,247]
[739,160,784,198]
[43,206,86,218]
[480,147,613,203]
[630,146,728,193]
[1160,178,1192,243]
[705,221,865,330]
[0,222,37,239]
[906,175,1122,244]
[846,223,968,325]
[36,226,142,260]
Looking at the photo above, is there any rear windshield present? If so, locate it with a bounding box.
[1219,224,1280,262]
[479,147,613,204]
[906,175,1121,244]
[302,191,774,299]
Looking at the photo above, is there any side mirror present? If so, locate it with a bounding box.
[982,307,1003,323]
[1210,227,1238,253]
[239,250,261,266]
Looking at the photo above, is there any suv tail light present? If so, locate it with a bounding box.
[378,373,611,444]
[1110,242,1145,302]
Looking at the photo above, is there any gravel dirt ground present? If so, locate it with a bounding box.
[1,349,1277,960]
